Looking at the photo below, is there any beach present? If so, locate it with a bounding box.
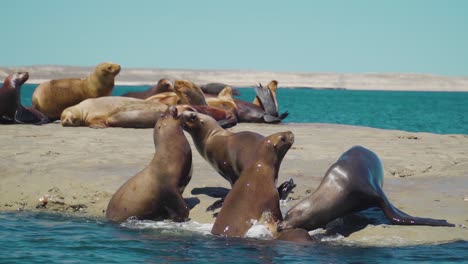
[2,65,468,91]
[1,122,467,246]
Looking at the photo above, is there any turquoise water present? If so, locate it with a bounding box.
[18,84,468,134]
[1,212,466,264]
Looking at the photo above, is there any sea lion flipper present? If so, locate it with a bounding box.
[263,114,282,123]
[89,119,108,129]
[163,191,190,222]
[279,111,289,120]
[379,195,455,227]
[14,105,50,125]
[277,178,297,200]
[255,83,278,117]
[217,116,238,129]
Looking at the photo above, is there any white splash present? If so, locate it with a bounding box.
[120,219,213,236]
[244,219,274,240]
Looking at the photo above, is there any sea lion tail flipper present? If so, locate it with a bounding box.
[380,195,455,227]
[277,178,297,200]
[206,198,225,212]
[255,83,278,116]
[279,111,289,120]
[14,105,50,125]
[263,114,282,124]
[163,192,190,222]
[217,116,238,129]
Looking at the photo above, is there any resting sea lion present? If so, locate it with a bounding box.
[61,94,177,128]
[205,86,238,112]
[0,72,49,125]
[279,146,455,231]
[106,106,192,223]
[122,79,174,99]
[180,111,295,197]
[174,80,207,105]
[32,62,121,120]
[211,131,294,237]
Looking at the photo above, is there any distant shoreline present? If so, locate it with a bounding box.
[2,65,468,92]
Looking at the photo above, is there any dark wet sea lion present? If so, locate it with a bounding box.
[211,131,294,237]
[180,111,295,198]
[0,72,48,125]
[279,146,455,231]
[32,62,121,120]
[174,80,207,105]
[201,82,241,96]
[106,106,192,223]
[122,79,174,99]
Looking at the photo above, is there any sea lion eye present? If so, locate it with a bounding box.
[280,135,286,142]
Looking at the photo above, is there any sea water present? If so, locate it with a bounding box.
[0,212,466,264]
[19,84,468,134]
[3,84,467,263]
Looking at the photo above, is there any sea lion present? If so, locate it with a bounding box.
[201,82,241,96]
[211,131,294,237]
[122,79,174,99]
[32,62,121,120]
[180,111,295,197]
[174,80,208,105]
[0,72,49,125]
[61,94,177,128]
[106,106,192,223]
[279,146,455,231]
[1,72,29,123]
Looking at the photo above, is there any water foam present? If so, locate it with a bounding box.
[120,218,213,236]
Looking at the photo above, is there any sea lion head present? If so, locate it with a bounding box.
[180,110,218,132]
[263,131,295,162]
[95,62,121,78]
[9,72,29,88]
[154,106,182,143]
[267,80,278,93]
[60,107,82,127]
[155,79,175,93]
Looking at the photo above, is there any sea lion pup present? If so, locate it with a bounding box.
[201,82,241,96]
[0,72,49,125]
[180,111,295,199]
[279,146,455,232]
[61,94,176,128]
[106,106,192,223]
[174,80,208,105]
[211,131,294,237]
[32,62,121,120]
[122,79,174,99]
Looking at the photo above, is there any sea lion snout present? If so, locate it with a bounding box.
[12,72,29,87]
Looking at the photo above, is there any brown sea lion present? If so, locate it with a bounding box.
[1,72,29,123]
[279,146,455,232]
[174,80,207,105]
[32,62,121,120]
[106,106,192,223]
[122,79,174,99]
[180,111,295,198]
[0,72,49,125]
[211,131,294,237]
[61,94,177,128]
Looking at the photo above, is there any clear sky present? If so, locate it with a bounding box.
[2,0,467,76]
